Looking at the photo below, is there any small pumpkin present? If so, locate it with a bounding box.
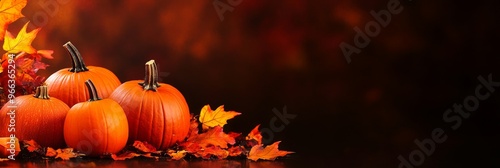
[109,60,190,150]
[44,41,121,107]
[0,84,69,148]
[63,79,128,156]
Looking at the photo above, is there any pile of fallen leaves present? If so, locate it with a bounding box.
[0,0,53,106]
[0,105,293,162]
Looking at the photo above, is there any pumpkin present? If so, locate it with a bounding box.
[109,60,190,150]
[63,79,128,156]
[44,41,121,107]
[0,84,69,148]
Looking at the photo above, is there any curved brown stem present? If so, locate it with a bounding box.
[33,84,50,99]
[139,60,161,91]
[64,41,89,72]
[85,79,101,101]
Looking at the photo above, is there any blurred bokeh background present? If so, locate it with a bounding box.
[9,0,500,167]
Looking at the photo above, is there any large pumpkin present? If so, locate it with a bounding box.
[44,41,121,107]
[0,84,69,148]
[109,60,190,150]
[64,80,128,156]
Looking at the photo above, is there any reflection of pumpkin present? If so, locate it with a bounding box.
[0,85,69,148]
[45,42,120,107]
[64,80,128,156]
[110,60,190,150]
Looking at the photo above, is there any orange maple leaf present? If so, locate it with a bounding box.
[0,137,20,157]
[168,150,187,160]
[246,125,263,145]
[132,141,157,153]
[193,146,229,160]
[55,148,82,160]
[3,21,40,54]
[199,105,241,130]
[45,147,57,157]
[0,0,27,41]
[111,151,140,161]
[228,146,245,157]
[247,141,293,161]
[186,126,235,149]
[23,139,41,152]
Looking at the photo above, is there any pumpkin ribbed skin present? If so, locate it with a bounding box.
[0,85,69,148]
[109,60,190,150]
[45,66,120,107]
[63,80,128,156]
[45,42,120,107]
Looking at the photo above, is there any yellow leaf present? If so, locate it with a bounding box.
[168,150,187,160]
[0,0,27,41]
[199,105,241,129]
[3,21,40,54]
[247,141,293,161]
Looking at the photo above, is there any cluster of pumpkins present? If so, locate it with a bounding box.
[0,42,190,156]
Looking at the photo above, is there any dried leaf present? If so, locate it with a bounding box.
[3,22,40,54]
[187,114,199,138]
[0,0,27,41]
[186,126,235,148]
[228,132,242,139]
[246,125,263,145]
[168,150,187,160]
[45,147,56,157]
[247,141,293,161]
[193,146,229,160]
[132,141,157,153]
[199,105,241,130]
[55,148,82,160]
[228,146,245,157]
[0,137,20,157]
[111,151,140,161]
[23,139,40,152]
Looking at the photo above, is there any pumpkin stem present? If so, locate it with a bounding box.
[64,41,89,72]
[33,84,50,99]
[85,79,102,101]
[139,60,161,91]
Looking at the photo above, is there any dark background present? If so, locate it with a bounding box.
[9,0,500,167]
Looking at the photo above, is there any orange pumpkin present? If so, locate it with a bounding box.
[64,79,128,156]
[0,84,69,148]
[109,60,190,150]
[44,41,120,107]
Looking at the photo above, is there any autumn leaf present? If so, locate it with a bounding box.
[0,0,27,41]
[228,146,245,157]
[187,114,199,138]
[246,125,263,145]
[55,148,83,160]
[185,126,235,149]
[3,21,40,54]
[111,151,140,161]
[132,141,157,153]
[168,150,187,160]
[45,147,57,157]
[23,139,41,152]
[0,137,20,157]
[193,146,229,160]
[247,141,293,161]
[199,105,241,130]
